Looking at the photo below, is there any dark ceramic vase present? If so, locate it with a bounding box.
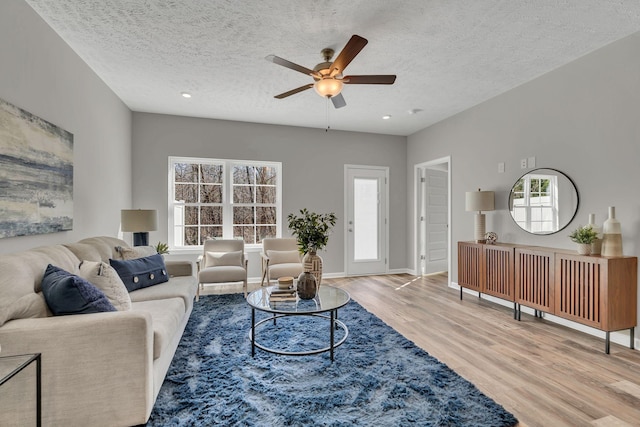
[297,271,317,300]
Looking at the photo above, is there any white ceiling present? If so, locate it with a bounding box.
[24,1,640,136]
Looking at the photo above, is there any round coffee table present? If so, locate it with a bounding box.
[246,285,350,361]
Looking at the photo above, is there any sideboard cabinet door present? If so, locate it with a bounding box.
[458,242,483,293]
[483,245,515,301]
[515,248,554,313]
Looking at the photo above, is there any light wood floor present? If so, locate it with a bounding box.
[202,274,640,426]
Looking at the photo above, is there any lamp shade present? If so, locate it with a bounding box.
[121,209,158,232]
[465,190,495,212]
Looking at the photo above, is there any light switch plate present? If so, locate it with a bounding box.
[520,159,528,169]
[528,156,536,168]
[498,162,505,173]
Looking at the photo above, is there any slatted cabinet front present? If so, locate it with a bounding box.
[555,254,601,328]
[483,245,514,301]
[515,248,554,313]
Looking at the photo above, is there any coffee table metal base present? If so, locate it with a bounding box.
[250,310,349,361]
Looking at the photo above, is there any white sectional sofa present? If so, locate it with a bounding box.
[0,236,197,427]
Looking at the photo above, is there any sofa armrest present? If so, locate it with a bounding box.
[165,260,193,277]
[0,311,154,426]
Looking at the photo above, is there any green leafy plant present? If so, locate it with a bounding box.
[287,209,337,254]
[568,225,598,244]
[155,241,169,255]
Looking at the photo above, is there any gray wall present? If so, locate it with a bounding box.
[0,0,132,254]
[407,32,640,327]
[132,113,407,278]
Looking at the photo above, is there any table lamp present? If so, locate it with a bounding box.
[121,209,158,246]
[465,189,495,243]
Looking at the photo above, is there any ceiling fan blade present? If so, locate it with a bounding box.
[331,93,346,109]
[266,55,315,76]
[274,84,314,99]
[343,75,397,85]
[330,35,368,75]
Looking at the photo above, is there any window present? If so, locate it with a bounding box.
[511,173,559,233]
[169,157,281,248]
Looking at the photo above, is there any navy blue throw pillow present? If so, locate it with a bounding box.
[41,264,117,315]
[109,253,169,292]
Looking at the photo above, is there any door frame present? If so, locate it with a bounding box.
[414,156,451,284]
[344,164,389,276]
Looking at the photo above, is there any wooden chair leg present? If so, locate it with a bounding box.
[260,268,268,287]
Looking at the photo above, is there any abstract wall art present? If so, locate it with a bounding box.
[0,97,73,238]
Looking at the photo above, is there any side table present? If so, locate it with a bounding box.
[0,353,41,427]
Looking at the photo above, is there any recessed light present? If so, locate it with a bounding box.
[181,92,192,98]
[382,115,392,120]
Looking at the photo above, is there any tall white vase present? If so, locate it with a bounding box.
[601,207,623,257]
[588,213,602,255]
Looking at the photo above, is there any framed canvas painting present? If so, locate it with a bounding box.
[0,98,73,238]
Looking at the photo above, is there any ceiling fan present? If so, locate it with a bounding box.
[266,34,396,109]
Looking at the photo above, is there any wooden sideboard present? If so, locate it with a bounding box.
[458,241,638,353]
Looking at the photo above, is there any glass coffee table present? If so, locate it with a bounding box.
[246,285,350,361]
[0,353,41,426]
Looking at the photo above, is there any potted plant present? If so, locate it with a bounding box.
[287,209,337,286]
[569,225,598,255]
[155,242,169,255]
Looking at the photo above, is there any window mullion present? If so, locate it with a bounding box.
[223,164,233,239]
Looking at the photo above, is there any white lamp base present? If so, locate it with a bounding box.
[474,213,486,243]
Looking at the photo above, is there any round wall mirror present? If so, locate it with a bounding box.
[508,168,579,235]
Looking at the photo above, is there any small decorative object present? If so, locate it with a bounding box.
[277,276,293,289]
[296,271,317,299]
[484,231,498,245]
[287,208,337,287]
[569,225,598,255]
[601,206,623,257]
[155,242,169,255]
[587,214,602,255]
[465,189,495,243]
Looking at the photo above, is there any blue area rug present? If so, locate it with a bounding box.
[146,294,517,426]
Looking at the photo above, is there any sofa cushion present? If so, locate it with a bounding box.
[131,297,185,359]
[204,251,242,268]
[110,254,169,292]
[267,250,300,264]
[115,245,157,260]
[70,236,130,262]
[129,277,197,308]
[199,266,246,283]
[41,264,116,315]
[79,261,132,311]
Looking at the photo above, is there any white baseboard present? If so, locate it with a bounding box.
[450,281,638,352]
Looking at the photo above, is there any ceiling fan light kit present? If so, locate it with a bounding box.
[314,78,343,97]
[267,34,396,109]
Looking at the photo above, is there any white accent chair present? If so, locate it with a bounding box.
[260,238,304,287]
[197,239,248,298]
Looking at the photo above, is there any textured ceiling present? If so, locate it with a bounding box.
[24,1,640,136]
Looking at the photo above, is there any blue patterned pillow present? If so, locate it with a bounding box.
[109,253,169,292]
[41,264,116,315]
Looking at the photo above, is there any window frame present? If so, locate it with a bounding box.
[511,173,559,233]
[168,156,282,252]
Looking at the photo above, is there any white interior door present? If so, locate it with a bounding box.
[345,165,387,275]
[423,168,448,274]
